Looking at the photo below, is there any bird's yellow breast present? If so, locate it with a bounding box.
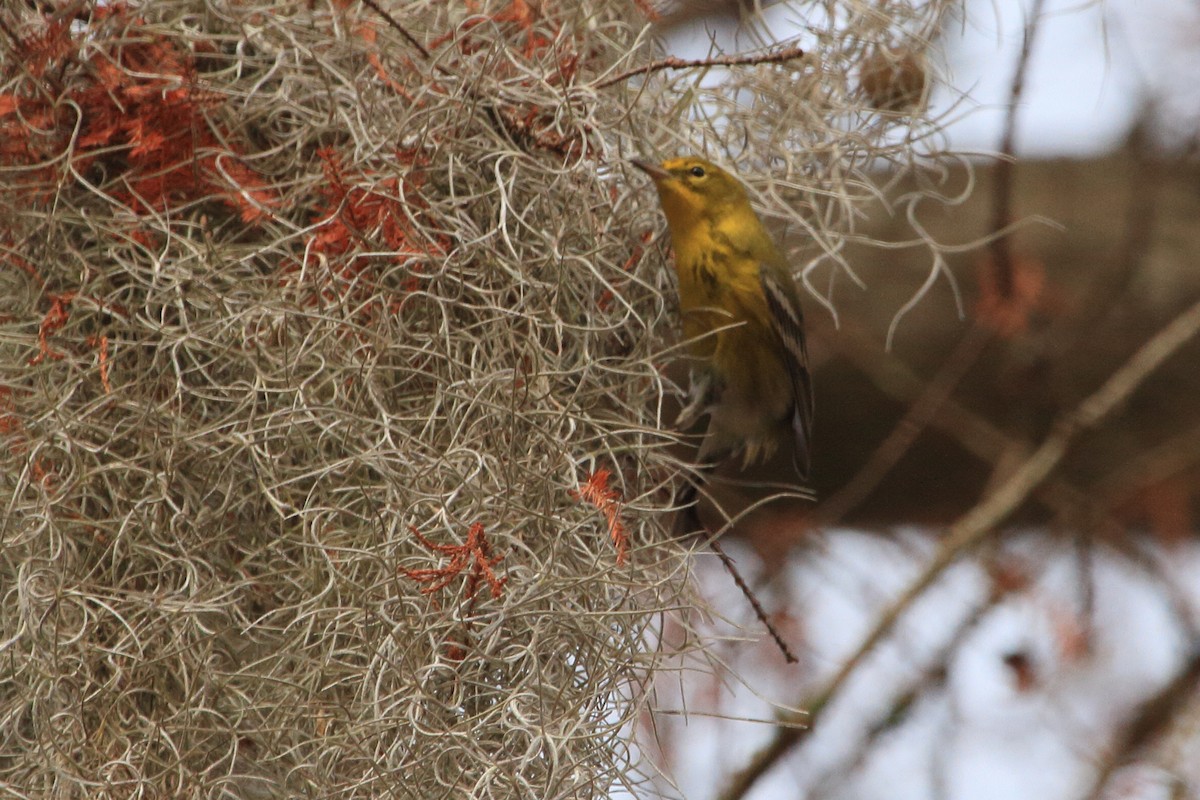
[669,215,774,355]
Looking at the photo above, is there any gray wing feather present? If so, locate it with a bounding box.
[759,265,814,480]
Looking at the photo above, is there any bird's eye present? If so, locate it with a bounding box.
[689,166,706,178]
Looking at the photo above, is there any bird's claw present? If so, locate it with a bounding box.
[676,373,713,429]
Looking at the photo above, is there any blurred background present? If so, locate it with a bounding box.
[636,0,1200,798]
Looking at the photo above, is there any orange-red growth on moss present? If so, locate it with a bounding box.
[0,4,277,222]
[402,523,508,601]
[572,468,630,565]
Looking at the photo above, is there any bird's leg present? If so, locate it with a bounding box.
[672,432,731,538]
[672,473,707,537]
[675,370,714,430]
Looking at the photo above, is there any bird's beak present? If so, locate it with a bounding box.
[629,159,670,182]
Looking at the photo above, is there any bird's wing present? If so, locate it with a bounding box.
[759,263,814,480]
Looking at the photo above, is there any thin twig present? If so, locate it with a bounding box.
[1095,421,1200,507]
[359,0,432,60]
[989,0,1047,298]
[1054,132,1163,362]
[805,563,1025,800]
[679,480,800,663]
[708,538,799,664]
[595,45,806,89]
[719,295,1200,800]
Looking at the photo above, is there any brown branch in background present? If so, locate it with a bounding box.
[814,323,992,528]
[1096,421,1200,509]
[834,321,1128,540]
[805,567,1024,800]
[595,44,806,89]
[1051,124,1164,368]
[836,312,1200,640]
[719,295,1200,800]
[708,538,799,663]
[989,0,1047,298]
[1073,530,1097,651]
[1083,649,1200,800]
[1082,128,1161,318]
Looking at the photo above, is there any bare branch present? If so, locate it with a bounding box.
[709,538,800,664]
[989,0,1047,297]
[815,323,991,527]
[596,45,806,89]
[358,0,432,60]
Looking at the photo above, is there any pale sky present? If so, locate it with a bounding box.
[936,0,1200,155]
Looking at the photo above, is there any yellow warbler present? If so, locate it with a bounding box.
[632,156,814,488]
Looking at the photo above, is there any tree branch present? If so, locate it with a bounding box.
[1083,648,1200,800]
[814,323,992,527]
[596,45,806,90]
[719,295,1200,800]
[359,0,432,60]
[989,0,1047,298]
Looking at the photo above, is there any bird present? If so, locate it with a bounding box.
[631,156,814,532]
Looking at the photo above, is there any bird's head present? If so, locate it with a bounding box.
[630,156,749,230]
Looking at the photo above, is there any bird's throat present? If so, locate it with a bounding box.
[657,187,705,239]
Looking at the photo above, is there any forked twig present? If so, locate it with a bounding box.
[833,321,1128,539]
[815,323,992,527]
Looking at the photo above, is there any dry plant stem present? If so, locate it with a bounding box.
[707,538,800,664]
[814,323,992,527]
[595,45,806,89]
[719,295,1200,800]
[363,0,533,157]
[1083,649,1200,800]
[2,5,692,794]
[0,15,20,50]
[989,0,1046,297]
